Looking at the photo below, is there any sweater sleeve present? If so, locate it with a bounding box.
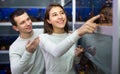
[39,30,80,57]
[9,47,33,74]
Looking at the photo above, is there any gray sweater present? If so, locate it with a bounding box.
[9,29,45,74]
[39,31,80,74]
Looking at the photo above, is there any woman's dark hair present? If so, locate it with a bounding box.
[9,8,26,26]
[44,3,69,34]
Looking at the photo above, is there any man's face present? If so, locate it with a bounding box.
[13,12,33,34]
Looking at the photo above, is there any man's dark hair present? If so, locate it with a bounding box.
[9,8,26,26]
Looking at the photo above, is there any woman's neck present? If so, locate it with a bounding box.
[53,29,65,34]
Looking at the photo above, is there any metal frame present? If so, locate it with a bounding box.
[112,0,119,74]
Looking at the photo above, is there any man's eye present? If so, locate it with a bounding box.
[20,21,25,25]
[27,18,31,21]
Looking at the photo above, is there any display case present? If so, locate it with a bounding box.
[62,0,119,74]
[63,0,119,74]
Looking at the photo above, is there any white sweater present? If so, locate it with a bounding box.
[39,31,80,74]
[9,29,45,74]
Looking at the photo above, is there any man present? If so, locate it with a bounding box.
[9,8,44,74]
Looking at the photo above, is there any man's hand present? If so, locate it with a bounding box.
[77,15,100,36]
[26,37,39,53]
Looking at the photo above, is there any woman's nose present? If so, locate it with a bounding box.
[58,14,62,18]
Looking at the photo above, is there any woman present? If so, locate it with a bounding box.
[39,3,100,74]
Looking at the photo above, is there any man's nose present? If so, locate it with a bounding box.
[25,21,30,25]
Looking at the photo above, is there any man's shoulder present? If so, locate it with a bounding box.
[9,37,26,51]
[10,37,20,46]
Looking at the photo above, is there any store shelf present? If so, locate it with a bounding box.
[75,22,113,36]
[0,22,113,36]
[0,50,9,54]
[0,50,9,64]
[96,26,113,36]
[0,22,43,26]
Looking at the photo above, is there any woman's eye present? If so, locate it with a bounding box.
[53,14,57,16]
[61,12,65,14]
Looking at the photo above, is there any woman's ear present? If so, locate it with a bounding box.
[12,26,19,31]
[47,19,51,24]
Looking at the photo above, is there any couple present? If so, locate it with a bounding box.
[9,3,100,74]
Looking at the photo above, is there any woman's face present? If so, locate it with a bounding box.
[47,6,67,32]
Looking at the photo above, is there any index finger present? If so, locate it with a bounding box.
[88,15,100,22]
